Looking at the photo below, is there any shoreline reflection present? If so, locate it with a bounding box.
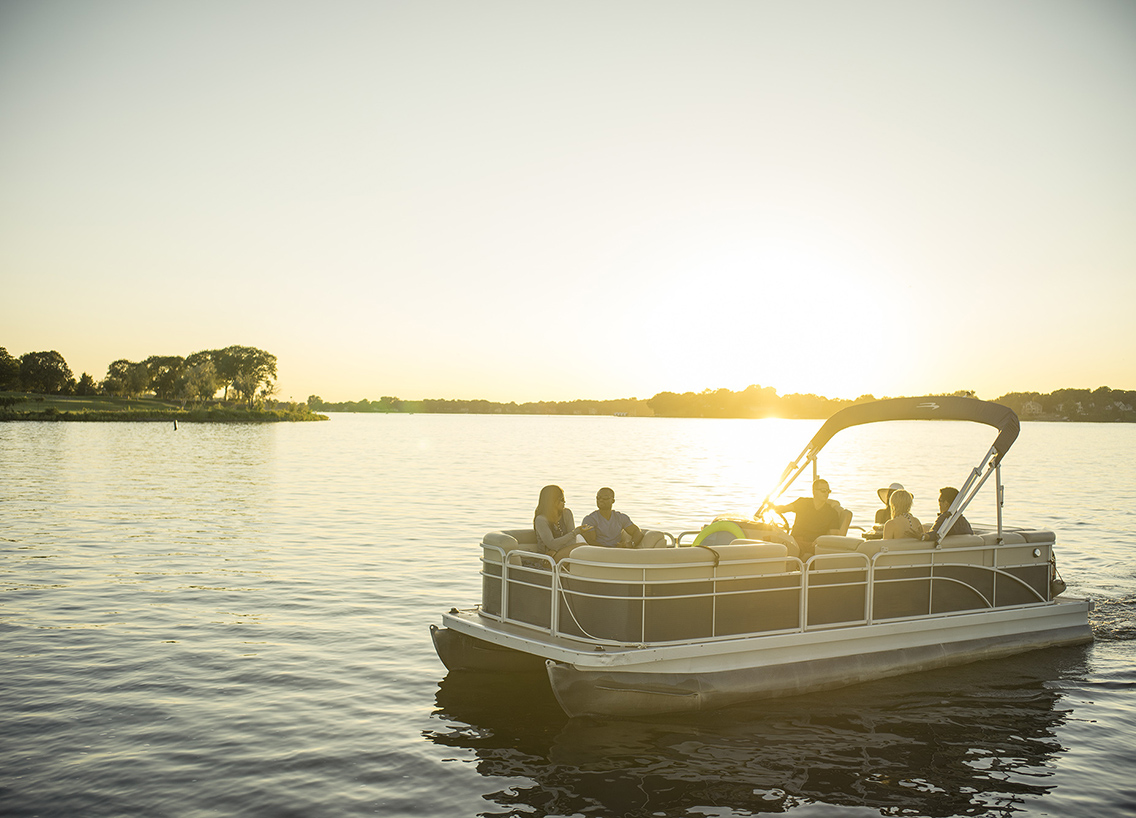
[427,646,1090,817]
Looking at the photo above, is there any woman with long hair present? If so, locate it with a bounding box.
[881,489,923,540]
[533,484,591,560]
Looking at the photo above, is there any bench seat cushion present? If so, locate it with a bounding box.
[482,529,539,557]
[566,542,789,581]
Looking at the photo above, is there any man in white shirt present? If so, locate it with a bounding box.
[582,487,644,547]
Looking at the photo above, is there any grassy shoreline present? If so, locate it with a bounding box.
[0,393,328,423]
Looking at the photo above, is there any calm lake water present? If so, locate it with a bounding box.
[2,414,1134,818]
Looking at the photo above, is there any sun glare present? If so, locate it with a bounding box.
[678,418,816,515]
[671,233,891,400]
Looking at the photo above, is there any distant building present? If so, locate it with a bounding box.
[1022,400,1044,416]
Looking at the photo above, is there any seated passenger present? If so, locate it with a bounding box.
[875,482,904,526]
[533,485,592,561]
[771,478,846,557]
[582,487,643,547]
[881,489,923,540]
[864,481,905,539]
[927,486,973,538]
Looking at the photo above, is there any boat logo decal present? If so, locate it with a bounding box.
[916,401,940,410]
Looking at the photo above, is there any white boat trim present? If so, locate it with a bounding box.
[442,597,1091,672]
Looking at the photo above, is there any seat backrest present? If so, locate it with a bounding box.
[834,508,853,536]
[567,545,716,581]
[566,542,789,581]
[701,541,790,576]
[978,531,1027,545]
[814,535,865,553]
[482,529,538,557]
[856,536,927,559]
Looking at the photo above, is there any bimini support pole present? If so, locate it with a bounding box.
[996,461,1004,539]
[759,454,816,513]
[930,442,1000,542]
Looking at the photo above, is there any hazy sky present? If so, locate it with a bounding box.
[2,1,1133,403]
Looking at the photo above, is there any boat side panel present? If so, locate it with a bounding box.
[547,621,1093,717]
[560,573,803,642]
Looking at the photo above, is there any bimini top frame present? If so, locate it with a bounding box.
[763,396,1022,541]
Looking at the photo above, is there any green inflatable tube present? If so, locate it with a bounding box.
[690,519,746,547]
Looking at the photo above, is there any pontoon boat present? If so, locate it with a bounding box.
[431,397,1093,717]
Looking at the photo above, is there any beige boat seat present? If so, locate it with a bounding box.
[979,531,1027,545]
[566,541,790,581]
[616,529,671,548]
[483,527,672,557]
[813,534,987,565]
[813,535,868,555]
[482,529,541,558]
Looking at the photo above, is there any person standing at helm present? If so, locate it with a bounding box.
[770,478,845,557]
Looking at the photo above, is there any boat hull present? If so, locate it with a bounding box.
[547,620,1091,717]
[435,598,1093,717]
[430,623,546,674]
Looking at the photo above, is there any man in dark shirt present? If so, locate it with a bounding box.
[771,478,845,556]
[930,486,973,537]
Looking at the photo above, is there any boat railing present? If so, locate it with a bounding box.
[814,543,1052,626]
[478,537,1056,647]
[558,552,807,645]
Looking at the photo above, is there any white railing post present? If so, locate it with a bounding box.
[550,565,560,636]
[499,550,509,621]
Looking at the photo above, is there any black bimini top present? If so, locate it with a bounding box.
[804,396,1021,463]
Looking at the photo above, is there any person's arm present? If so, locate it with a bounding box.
[580,512,599,545]
[625,522,643,546]
[534,516,579,553]
[826,502,849,535]
[770,499,792,514]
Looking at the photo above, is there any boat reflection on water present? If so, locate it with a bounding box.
[427,645,1091,817]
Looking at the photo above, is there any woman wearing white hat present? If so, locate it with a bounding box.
[882,490,923,540]
[875,483,904,526]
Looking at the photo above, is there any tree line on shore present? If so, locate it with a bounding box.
[993,387,1136,422]
[0,345,278,408]
[6,344,1132,421]
[306,384,1136,422]
[304,387,930,418]
[306,386,1136,421]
